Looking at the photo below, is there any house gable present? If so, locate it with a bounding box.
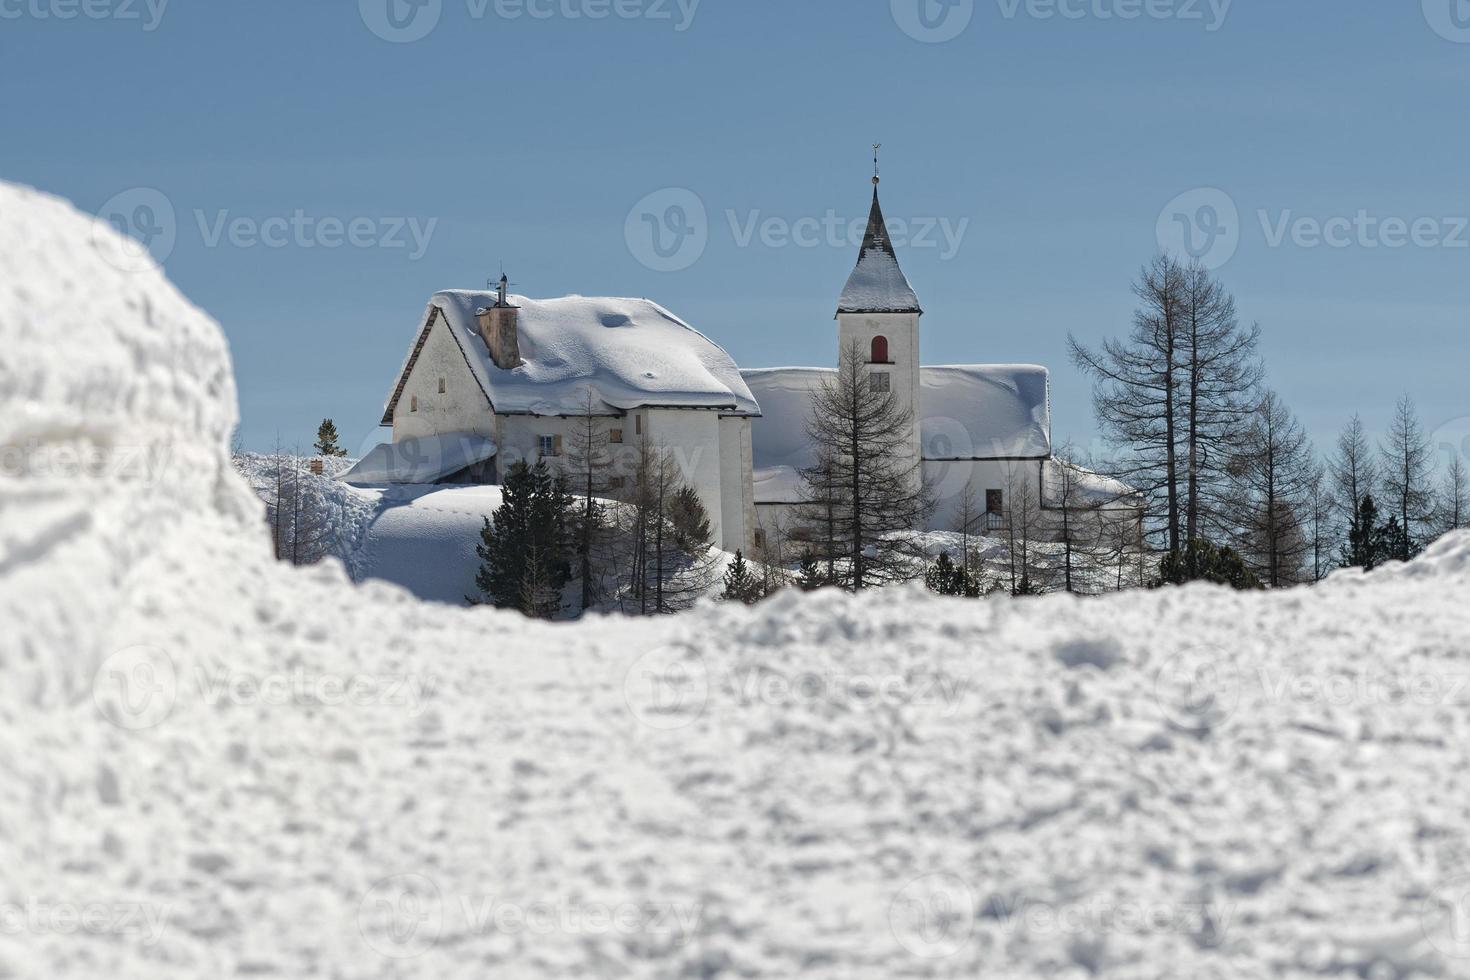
[382,306,494,426]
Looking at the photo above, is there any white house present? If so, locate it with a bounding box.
[352,280,760,553]
[352,175,1139,557]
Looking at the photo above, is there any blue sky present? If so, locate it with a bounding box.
[4,0,1469,468]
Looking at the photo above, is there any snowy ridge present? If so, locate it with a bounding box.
[384,291,760,419]
[7,182,1470,978]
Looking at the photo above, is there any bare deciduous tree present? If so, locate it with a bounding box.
[1230,391,1316,587]
[1380,395,1435,561]
[1330,414,1380,568]
[800,339,931,590]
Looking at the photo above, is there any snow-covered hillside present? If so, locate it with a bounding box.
[6,180,1470,979]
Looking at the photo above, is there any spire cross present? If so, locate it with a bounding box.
[872,143,882,183]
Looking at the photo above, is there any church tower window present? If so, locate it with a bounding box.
[870,336,890,364]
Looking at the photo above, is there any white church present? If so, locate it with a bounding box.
[349,175,1139,556]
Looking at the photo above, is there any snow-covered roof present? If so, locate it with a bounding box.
[340,432,497,486]
[382,292,760,422]
[1042,459,1143,510]
[741,364,1052,504]
[836,188,922,316]
[920,365,1051,460]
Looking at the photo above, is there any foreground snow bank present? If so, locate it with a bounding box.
[5,182,1470,979]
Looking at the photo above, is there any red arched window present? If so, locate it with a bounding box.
[870,335,889,363]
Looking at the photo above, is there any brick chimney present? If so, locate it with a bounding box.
[477,274,521,369]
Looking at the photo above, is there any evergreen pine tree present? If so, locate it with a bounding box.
[924,552,968,596]
[1153,538,1262,590]
[1342,494,1381,570]
[721,550,762,604]
[314,418,348,457]
[668,486,712,553]
[795,552,826,592]
[470,460,574,617]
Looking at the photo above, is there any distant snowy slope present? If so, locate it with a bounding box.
[6,180,1470,980]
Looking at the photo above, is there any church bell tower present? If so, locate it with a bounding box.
[835,151,923,482]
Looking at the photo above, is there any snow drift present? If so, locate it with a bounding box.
[5,181,1470,979]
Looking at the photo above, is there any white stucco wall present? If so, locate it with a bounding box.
[837,311,922,481]
[645,408,725,548]
[391,315,494,444]
[718,416,756,554]
[924,459,1043,532]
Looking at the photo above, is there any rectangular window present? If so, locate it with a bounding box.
[410,396,418,413]
[986,489,1004,514]
[634,415,643,435]
[539,435,561,457]
[868,372,891,394]
[609,476,625,490]
[609,428,624,444]
[438,378,446,394]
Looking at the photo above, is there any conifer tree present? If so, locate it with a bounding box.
[314,419,348,457]
[924,552,968,596]
[721,551,763,604]
[470,460,574,617]
[795,552,826,592]
[1342,494,1382,571]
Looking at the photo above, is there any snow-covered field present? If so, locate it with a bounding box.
[6,180,1470,979]
[233,453,507,605]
